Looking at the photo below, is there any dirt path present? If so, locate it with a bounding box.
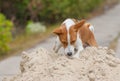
[116,38,120,58]
[0,4,120,81]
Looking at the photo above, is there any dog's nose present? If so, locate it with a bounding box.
[67,52,72,56]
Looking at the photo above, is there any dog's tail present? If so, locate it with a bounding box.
[89,25,94,33]
[85,23,94,33]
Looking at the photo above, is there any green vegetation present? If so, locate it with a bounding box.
[26,21,46,34]
[0,0,103,25]
[0,13,13,55]
[40,0,103,23]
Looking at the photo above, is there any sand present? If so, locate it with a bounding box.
[3,47,120,81]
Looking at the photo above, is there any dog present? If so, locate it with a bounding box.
[53,18,98,58]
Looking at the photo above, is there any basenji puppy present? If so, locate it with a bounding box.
[53,18,98,58]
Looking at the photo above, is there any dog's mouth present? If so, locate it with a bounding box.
[65,55,74,59]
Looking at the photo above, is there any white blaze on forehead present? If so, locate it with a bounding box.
[62,18,75,44]
[62,18,75,54]
[62,18,75,30]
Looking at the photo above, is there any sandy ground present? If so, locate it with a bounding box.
[3,47,120,81]
[0,4,120,81]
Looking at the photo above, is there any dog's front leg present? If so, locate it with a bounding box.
[53,43,61,53]
[53,37,61,53]
[73,35,84,58]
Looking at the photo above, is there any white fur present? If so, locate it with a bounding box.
[53,18,84,58]
[89,25,94,33]
[73,33,83,58]
[63,18,75,55]
[62,18,75,30]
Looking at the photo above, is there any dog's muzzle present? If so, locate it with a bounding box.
[67,52,72,56]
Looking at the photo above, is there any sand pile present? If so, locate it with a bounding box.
[3,47,120,81]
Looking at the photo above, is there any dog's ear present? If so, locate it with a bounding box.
[53,24,66,35]
[53,28,62,35]
[74,19,86,31]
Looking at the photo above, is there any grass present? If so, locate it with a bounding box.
[0,24,59,60]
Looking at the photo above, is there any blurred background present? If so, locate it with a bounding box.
[0,0,119,60]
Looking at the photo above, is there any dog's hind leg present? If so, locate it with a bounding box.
[87,34,98,47]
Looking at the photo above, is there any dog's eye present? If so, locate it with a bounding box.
[62,41,68,46]
[71,40,76,44]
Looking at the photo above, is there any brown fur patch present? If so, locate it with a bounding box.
[58,24,68,48]
[79,23,98,47]
[69,27,77,46]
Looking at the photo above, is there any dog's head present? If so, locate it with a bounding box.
[53,19,85,56]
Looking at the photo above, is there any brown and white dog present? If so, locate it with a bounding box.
[53,18,98,58]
